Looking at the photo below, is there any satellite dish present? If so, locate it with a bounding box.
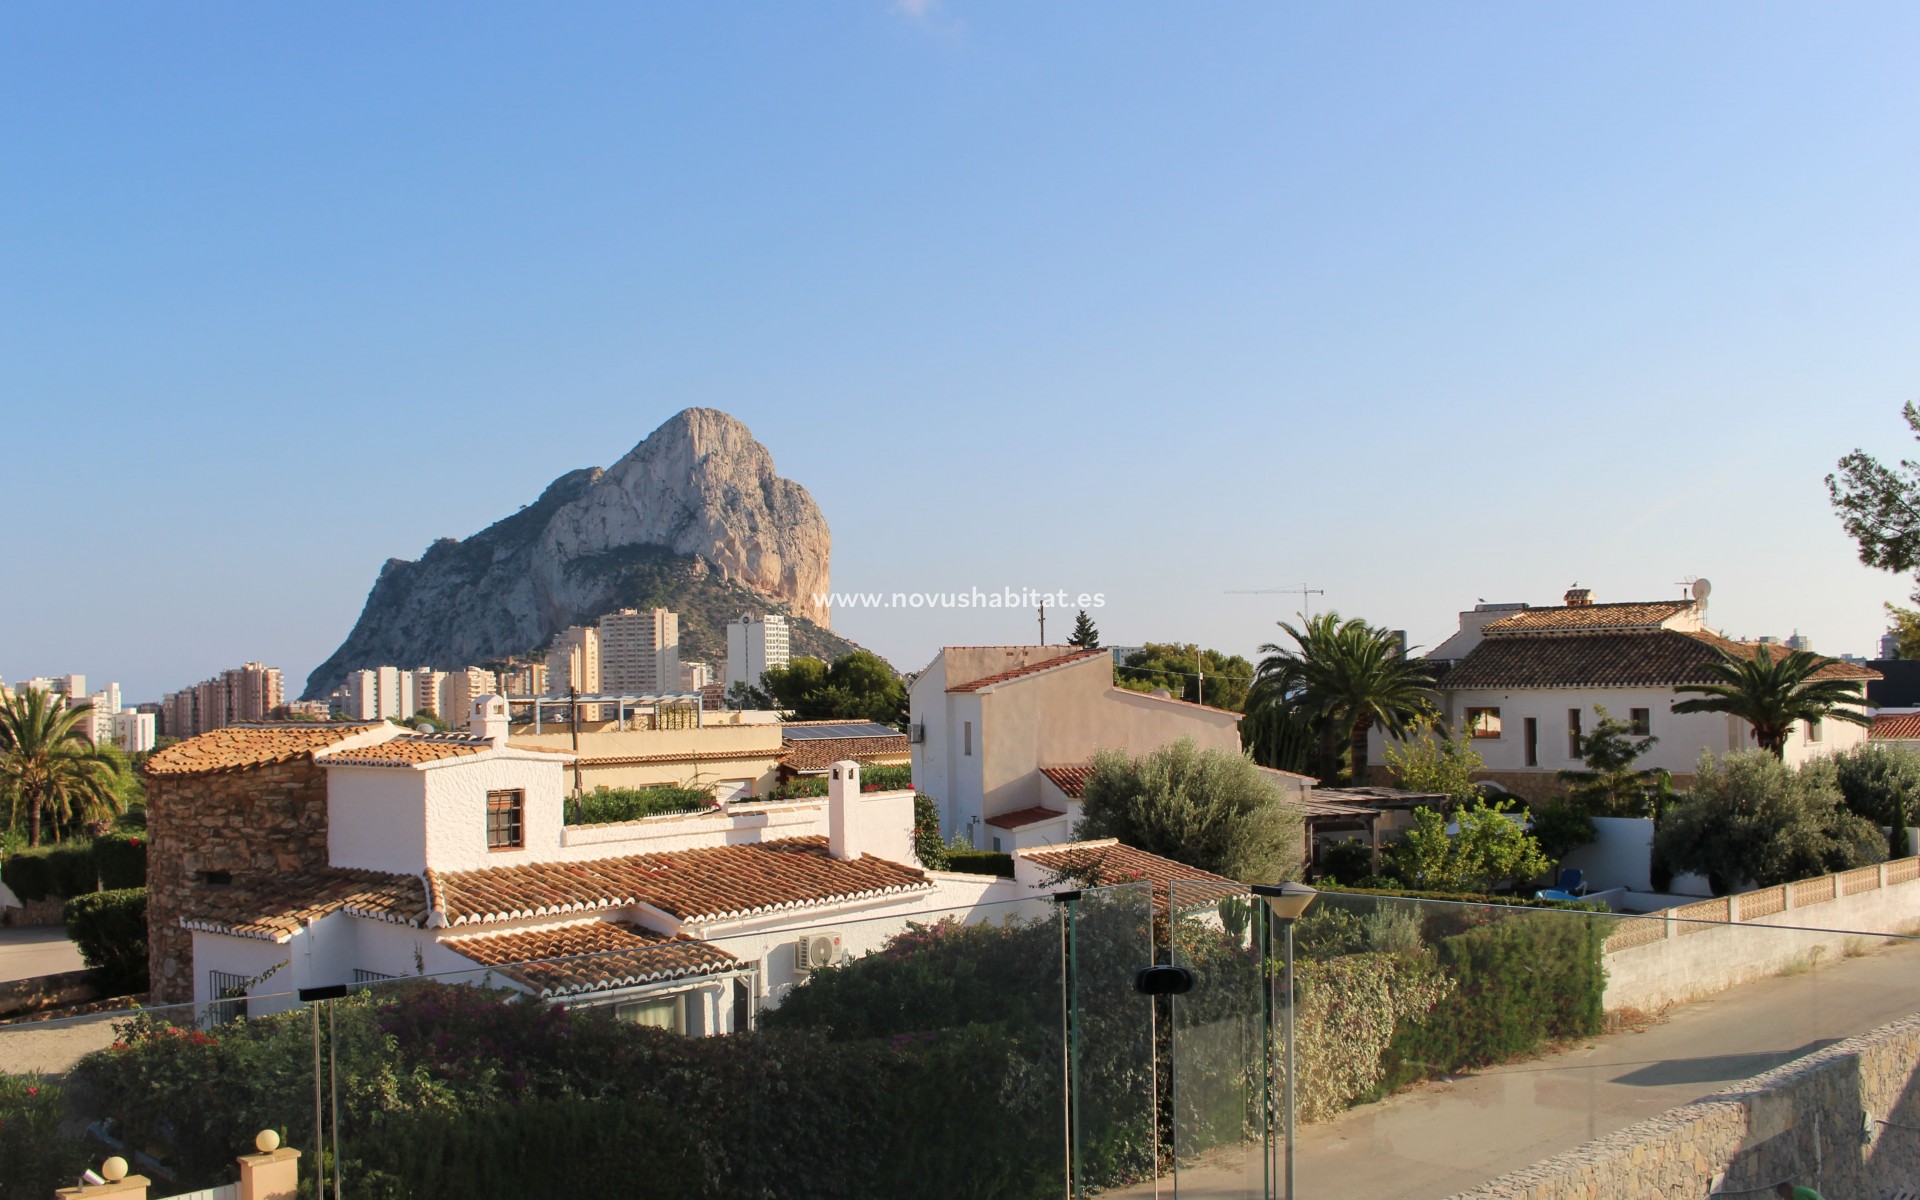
[1692,578,1713,603]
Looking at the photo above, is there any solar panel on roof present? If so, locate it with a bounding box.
[781,722,901,741]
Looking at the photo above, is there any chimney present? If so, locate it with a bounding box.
[470,694,510,748]
[1564,587,1593,608]
[827,760,862,860]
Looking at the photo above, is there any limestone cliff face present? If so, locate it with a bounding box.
[302,409,838,700]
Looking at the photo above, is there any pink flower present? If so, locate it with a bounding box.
[24,1087,37,1097]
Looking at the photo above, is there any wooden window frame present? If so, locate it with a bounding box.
[486,789,525,850]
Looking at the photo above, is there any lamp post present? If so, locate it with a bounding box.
[1254,881,1317,1200]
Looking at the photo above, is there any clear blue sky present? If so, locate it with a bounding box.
[6,2,1920,702]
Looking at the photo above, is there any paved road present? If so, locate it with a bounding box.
[0,926,84,984]
[1118,935,1920,1199]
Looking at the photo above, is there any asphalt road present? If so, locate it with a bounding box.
[1116,935,1920,1199]
[0,926,84,984]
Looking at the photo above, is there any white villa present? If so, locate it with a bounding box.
[1379,588,1880,798]
[167,697,1222,1032]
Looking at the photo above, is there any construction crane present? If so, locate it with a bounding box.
[1226,584,1325,619]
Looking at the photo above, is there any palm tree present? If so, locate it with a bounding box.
[1671,645,1873,759]
[0,689,125,846]
[1249,612,1437,784]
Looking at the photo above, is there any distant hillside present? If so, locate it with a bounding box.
[303,408,867,698]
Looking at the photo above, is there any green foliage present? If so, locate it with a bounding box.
[1314,883,1610,911]
[1557,706,1660,816]
[1671,645,1871,758]
[1076,738,1304,883]
[62,888,148,995]
[563,785,713,824]
[862,763,912,791]
[1067,609,1101,648]
[1238,699,1322,776]
[0,841,97,900]
[0,689,126,846]
[0,1073,91,1200]
[1831,742,1920,827]
[1829,401,1920,580]
[1364,904,1608,1097]
[1293,951,1454,1121]
[912,793,947,869]
[1529,800,1598,862]
[761,650,907,725]
[92,830,147,889]
[1657,751,1887,892]
[1315,838,1374,886]
[1114,643,1253,712]
[1883,602,1920,659]
[1250,612,1437,784]
[768,775,829,800]
[1382,718,1482,804]
[940,849,1014,876]
[1387,799,1550,893]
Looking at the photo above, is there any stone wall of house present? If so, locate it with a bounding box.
[1442,1011,1920,1200]
[145,760,332,1005]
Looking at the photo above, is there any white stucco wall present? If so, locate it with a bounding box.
[420,754,570,872]
[327,767,431,874]
[1558,817,1656,892]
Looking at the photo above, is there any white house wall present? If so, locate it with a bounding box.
[420,756,570,872]
[327,766,431,874]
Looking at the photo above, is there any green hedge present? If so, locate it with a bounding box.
[0,1073,91,1200]
[940,849,1014,876]
[1315,883,1610,912]
[1,843,96,902]
[93,832,147,889]
[861,764,912,791]
[62,888,148,996]
[563,786,713,825]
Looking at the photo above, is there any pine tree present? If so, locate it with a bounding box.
[1067,609,1100,648]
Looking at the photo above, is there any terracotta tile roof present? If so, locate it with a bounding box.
[947,648,1109,692]
[985,806,1068,830]
[1039,764,1096,799]
[426,836,930,927]
[1018,840,1233,904]
[1441,630,1880,690]
[144,724,384,777]
[779,734,910,773]
[443,921,740,998]
[178,866,428,943]
[576,748,777,767]
[318,736,489,767]
[1480,601,1697,635]
[1872,712,1920,740]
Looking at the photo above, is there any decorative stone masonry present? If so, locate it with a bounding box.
[144,759,333,1005]
[1441,1011,1920,1200]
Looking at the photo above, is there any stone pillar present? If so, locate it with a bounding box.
[55,1158,148,1199]
[238,1131,301,1200]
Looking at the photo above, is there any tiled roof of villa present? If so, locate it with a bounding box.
[948,648,1109,692]
[442,921,741,998]
[985,806,1068,830]
[425,836,930,927]
[178,866,428,942]
[779,734,910,773]
[318,736,490,767]
[1872,712,1920,741]
[1442,630,1880,690]
[1017,839,1233,903]
[143,724,383,777]
[1039,764,1096,798]
[1479,601,1697,635]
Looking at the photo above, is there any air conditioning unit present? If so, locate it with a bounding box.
[795,932,842,972]
[908,723,925,744]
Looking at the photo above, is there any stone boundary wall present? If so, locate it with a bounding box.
[1603,858,1920,1012]
[0,968,96,1018]
[1443,1011,1920,1200]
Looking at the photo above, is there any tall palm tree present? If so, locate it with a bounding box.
[1671,645,1872,759]
[0,690,125,846]
[1249,612,1437,784]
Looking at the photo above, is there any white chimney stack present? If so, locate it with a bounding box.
[470,694,510,749]
[828,760,863,860]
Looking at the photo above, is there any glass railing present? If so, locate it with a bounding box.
[5,883,1919,1198]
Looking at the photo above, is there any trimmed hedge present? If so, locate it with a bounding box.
[1,843,96,902]
[62,888,148,996]
[861,764,912,791]
[940,849,1014,877]
[563,786,713,825]
[93,832,147,889]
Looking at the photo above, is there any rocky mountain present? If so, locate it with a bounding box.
[302,408,857,699]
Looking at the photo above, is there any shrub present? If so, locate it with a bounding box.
[1530,800,1598,862]
[1657,751,1886,892]
[1832,742,1920,828]
[0,841,96,901]
[563,785,713,825]
[769,776,829,800]
[1077,738,1304,882]
[1315,838,1373,885]
[93,831,147,889]
[940,849,1014,876]
[62,888,148,995]
[912,793,947,869]
[1293,952,1453,1121]
[0,1073,91,1200]
[861,764,912,791]
[1385,799,1550,893]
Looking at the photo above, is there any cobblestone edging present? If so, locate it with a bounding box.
[1441,1011,1920,1200]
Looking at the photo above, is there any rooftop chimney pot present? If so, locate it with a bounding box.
[1565,587,1593,608]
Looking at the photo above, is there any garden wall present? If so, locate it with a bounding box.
[1442,1010,1920,1200]
[1555,816,1653,892]
[1603,858,1920,1012]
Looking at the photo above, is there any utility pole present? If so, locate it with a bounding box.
[1038,603,1046,645]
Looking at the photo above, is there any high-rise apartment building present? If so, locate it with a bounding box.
[161,661,286,736]
[445,666,500,726]
[544,626,601,695]
[115,709,156,753]
[679,660,713,692]
[500,661,548,696]
[725,614,791,693]
[599,607,680,694]
[412,668,448,718]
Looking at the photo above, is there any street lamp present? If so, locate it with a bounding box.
[1254,881,1317,1200]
